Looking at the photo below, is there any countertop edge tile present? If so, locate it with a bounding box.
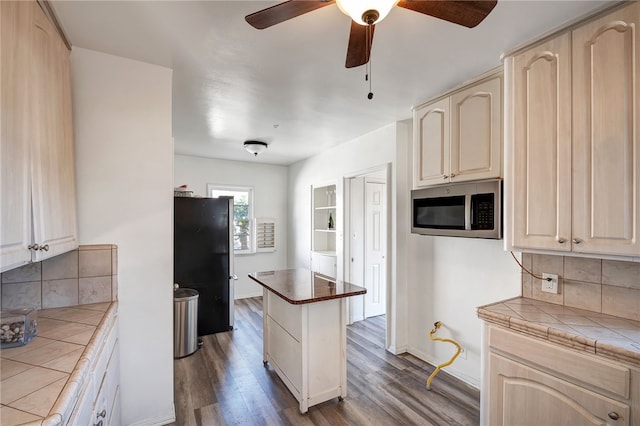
[547,327,596,354]
[477,309,510,328]
[479,297,640,367]
[596,341,640,366]
[509,316,549,339]
[49,302,117,423]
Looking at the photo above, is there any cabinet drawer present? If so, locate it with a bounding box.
[267,316,302,392]
[267,292,301,341]
[489,326,630,398]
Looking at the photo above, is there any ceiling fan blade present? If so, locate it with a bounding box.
[345,21,375,68]
[397,0,497,28]
[245,0,336,29]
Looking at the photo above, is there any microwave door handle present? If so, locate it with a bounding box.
[465,195,472,230]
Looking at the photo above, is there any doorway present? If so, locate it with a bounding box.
[345,166,388,323]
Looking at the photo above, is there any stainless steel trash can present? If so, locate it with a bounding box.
[174,288,199,358]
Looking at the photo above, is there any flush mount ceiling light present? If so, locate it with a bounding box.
[336,0,397,26]
[244,140,268,156]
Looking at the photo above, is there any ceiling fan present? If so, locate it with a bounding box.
[245,0,498,68]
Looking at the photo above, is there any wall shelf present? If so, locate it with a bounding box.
[311,183,337,278]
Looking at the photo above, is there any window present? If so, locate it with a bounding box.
[207,184,254,253]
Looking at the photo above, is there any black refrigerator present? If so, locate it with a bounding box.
[174,196,235,335]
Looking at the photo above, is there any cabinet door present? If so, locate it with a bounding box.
[510,33,572,251]
[413,97,450,187]
[572,2,640,256]
[30,3,77,261]
[0,1,32,271]
[450,76,502,183]
[490,354,629,426]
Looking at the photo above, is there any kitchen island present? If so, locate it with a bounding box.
[248,269,366,413]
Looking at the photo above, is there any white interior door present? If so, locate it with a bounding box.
[364,180,386,318]
[348,177,365,322]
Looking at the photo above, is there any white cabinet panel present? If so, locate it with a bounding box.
[572,3,640,256]
[413,97,450,187]
[450,76,502,183]
[0,0,77,271]
[413,71,502,189]
[509,33,572,251]
[507,2,640,257]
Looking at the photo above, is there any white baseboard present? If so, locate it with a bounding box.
[127,410,176,426]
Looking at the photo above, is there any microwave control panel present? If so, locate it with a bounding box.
[471,193,494,230]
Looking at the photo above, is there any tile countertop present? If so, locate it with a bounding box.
[0,302,117,426]
[478,297,640,367]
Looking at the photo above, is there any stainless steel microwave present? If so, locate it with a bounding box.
[411,179,502,239]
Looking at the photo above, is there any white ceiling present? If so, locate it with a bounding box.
[51,0,611,166]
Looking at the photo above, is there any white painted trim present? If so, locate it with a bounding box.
[127,411,176,426]
[342,163,393,351]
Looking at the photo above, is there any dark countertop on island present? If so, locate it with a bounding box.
[248,269,366,305]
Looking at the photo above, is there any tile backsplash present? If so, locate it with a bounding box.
[522,253,640,321]
[1,245,117,310]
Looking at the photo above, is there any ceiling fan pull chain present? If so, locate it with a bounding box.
[367,24,373,100]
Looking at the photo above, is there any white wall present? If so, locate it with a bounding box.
[288,122,410,353]
[407,236,519,387]
[287,120,520,387]
[174,154,288,298]
[72,48,175,425]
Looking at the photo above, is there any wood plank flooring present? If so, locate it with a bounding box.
[170,297,479,425]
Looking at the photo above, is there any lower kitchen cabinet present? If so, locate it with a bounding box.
[263,290,344,413]
[483,325,639,426]
[68,313,120,425]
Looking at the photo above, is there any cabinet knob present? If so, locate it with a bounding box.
[608,412,620,420]
[443,175,448,179]
[94,421,103,426]
[557,238,566,244]
[97,409,107,418]
[39,244,49,251]
[450,173,456,178]
[28,244,40,251]
[572,238,582,244]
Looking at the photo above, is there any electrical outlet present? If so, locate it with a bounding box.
[458,346,467,360]
[541,273,559,294]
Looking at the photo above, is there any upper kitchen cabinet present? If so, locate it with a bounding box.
[572,3,640,256]
[1,1,32,270]
[0,0,78,272]
[507,2,640,258]
[507,33,572,252]
[413,71,503,188]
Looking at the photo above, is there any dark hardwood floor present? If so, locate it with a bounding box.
[171,297,480,425]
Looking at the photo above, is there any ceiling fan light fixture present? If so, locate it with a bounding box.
[336,0,398,25]
[244,140,268,156]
